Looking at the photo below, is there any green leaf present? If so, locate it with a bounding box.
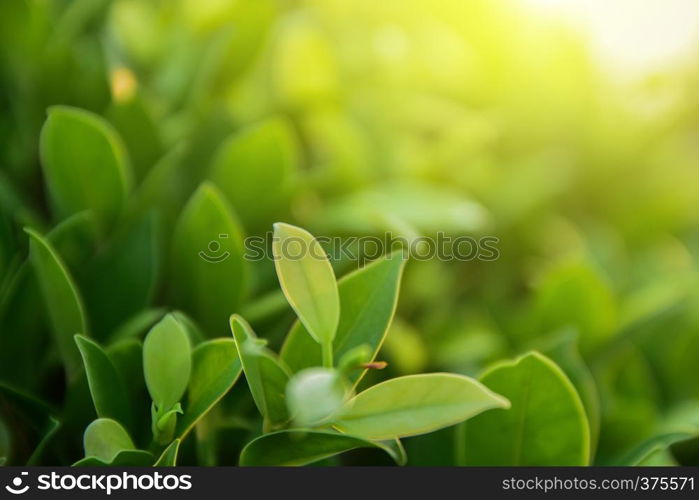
[154,439,180,466]
[273,223,340,358]
[83,418,135,463]
[81,213,160,338]
[209,117,298,228]
[318,182,490,234]
[459,352,590,465]
[171,182,247,335]
[106,339,150,443]
[614,432,693,466]
[281,251,405,383]
[239,430,406,466]
[74,334,131,429]
[143,314,191,411]
[39,105,131,226]
[336,373,509,440]
[0,384,60,465]
[176,338,242,440]
[73,449,154,467]
[105,92,162,182]
[286,368,351,427]
[26,228,87,378]
[534,263,617,353]
[540,330,600,457]
[230,315,290,429]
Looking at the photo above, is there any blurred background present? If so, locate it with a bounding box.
[2,0,699,465]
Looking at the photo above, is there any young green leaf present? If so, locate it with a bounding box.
[273,223,339,361]
[239,430,406,466]
[26,228,87,378]
[176,338,242,440]
[74,334,131,429]
[171,182,247,335]
[286,368,351,427]
[336,373,509,440]
[143,314,191,411]
[458,352,590,465]
[230,315,290,429]
[83,418,135,463]
[209,117,298,227]
[281,251,405,383]
[154,439,181,466]
[39,105,131,226]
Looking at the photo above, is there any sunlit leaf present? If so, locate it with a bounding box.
[273,223,339,355]
[281,252,405,384]
[74,334,131,429]
[336,373,509,440]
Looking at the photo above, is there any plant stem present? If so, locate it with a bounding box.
[322,342,333,368]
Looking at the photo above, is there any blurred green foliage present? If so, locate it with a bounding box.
[1,0,699,466]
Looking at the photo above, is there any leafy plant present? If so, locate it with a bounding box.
[1,0,699,469]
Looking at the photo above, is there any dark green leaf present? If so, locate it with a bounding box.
[39,105,131,226]
[74,334,131,429]
[26,228,87,378]
[239,430,405,466]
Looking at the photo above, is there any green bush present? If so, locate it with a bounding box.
[1,0,699,466]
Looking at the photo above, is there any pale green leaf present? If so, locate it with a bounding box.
[154,439,180,466]
[336,373,509,440]
[286,368,351,427]
[83,418,134,463]
[281,251,405,383]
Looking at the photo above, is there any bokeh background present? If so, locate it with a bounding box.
[2,0,699,465]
